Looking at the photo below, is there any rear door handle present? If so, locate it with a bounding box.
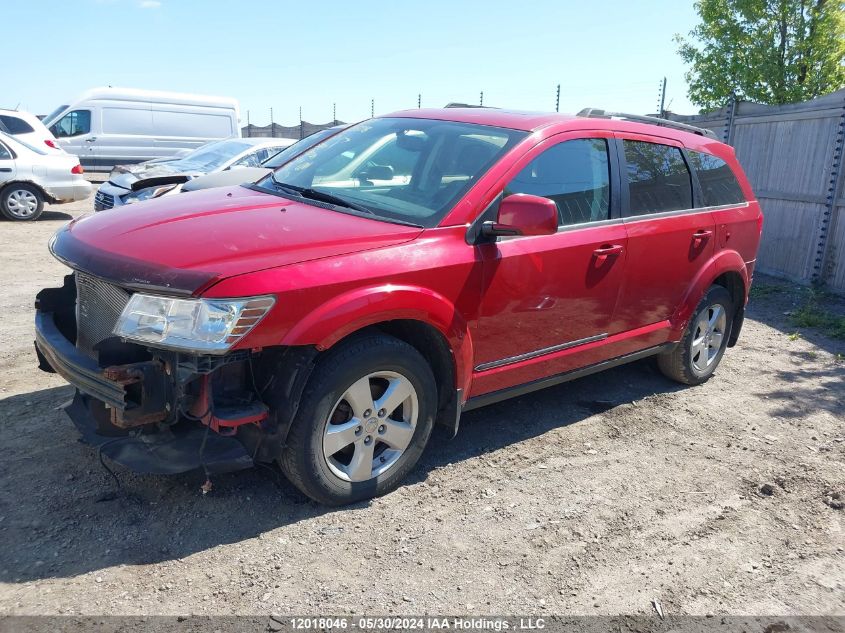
[0,167,11,172]
[693,229,713,242]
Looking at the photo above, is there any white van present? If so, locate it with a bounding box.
[42,87,240,172]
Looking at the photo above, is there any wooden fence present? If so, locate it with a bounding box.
[665,89,845,293]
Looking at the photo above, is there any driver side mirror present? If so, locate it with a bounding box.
[482,193,558,238]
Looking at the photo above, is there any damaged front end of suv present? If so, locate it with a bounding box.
[34,227,316,476]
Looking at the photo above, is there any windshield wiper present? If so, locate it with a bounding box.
[272,181,374,215]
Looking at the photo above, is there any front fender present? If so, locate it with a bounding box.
[669,250,748,340]
[280,284,474,395]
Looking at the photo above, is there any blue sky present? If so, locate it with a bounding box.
[7,0,701,126]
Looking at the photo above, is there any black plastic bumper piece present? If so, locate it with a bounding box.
[66,391,253,475]
[34,310,128,410]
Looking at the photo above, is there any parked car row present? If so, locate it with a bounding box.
[2,88,348,220]
[94,137,296,210]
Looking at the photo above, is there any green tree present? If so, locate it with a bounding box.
[676,0,845,110]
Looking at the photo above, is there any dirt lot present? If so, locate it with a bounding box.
[0,192,842,617]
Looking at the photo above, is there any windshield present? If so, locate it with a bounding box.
[259,118,525,227]
[263,127,343,169]
[43,104,69,126]
[169,139,254,172]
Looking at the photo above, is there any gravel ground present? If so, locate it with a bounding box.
[0,192,842,616]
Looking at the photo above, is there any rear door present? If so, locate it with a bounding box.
[612,134,716,330]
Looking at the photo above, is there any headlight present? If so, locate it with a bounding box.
[122,184,178,204]
[113,294,275,354]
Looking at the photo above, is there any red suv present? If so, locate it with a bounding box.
[35,108,762,505]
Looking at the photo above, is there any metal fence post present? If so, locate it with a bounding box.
[723,92,737,146]
[813,97,845,284]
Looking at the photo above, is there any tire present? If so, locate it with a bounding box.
[658,285,734,386]
[1,183,45,221]
[279,332,437,505]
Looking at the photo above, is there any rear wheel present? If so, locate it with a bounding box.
[658,285,733,385]
[279,333,437,505]
[1,183,44,221]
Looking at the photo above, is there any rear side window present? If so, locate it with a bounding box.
[0,142,12,160]
[505,138,611,226]
[623,140,692,215]
[0,115,34,135]
[686,150,745,206]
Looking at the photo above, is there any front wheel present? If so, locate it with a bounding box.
[279,333,437,505]
[658,285,733,385]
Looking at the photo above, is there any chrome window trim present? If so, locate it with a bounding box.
[474,333,608,372]
[623,201,750,224]
[497,202,749,241]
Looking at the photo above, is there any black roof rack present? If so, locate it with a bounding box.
[577,108,718,139]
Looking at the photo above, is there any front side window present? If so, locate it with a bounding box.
[262,117,526,227]
[52,110,91,138]
[263,128,339,168]
[623,140,692,215]
[505,138,611,226]
[686,150,745,207]
[0,115,34,135]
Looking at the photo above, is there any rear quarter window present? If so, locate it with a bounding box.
[686,150,746,206]
[0,115,35,135]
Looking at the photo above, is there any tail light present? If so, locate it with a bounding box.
[45,139,59,149]
[71,164,84,175]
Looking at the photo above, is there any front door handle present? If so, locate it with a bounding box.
[593,244,624,257]
[0,167,11,172]
[85,137,97,143]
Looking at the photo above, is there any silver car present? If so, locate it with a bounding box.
[94,137,294,210]
[0,131,92,221]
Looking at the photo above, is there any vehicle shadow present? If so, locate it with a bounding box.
[0,358,682,583]
[0,210,73,222]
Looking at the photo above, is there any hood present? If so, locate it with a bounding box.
[50,185,423,296]
[109,161,203,190]
[181,167,271,193]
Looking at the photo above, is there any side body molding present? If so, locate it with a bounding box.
[280,284,474,397]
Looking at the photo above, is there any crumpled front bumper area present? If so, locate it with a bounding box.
[34,306,254,476]
[65,391,253,475]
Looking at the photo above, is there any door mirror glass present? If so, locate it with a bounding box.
[483,193,558,238]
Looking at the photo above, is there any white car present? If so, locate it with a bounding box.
[94,137,294,210]
[0,131,92,221]
[0,109,63,153]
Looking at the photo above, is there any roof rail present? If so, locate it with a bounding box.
[577,108,718,139]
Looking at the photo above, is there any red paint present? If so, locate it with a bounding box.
[62,109,762,404]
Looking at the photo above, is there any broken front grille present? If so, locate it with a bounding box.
[75,272,131,358]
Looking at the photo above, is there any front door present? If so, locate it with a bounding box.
[612,134,716,330]
[472,133,628,394]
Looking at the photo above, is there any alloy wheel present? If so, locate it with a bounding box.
[690,303,727,373]
[322,371,418,482]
